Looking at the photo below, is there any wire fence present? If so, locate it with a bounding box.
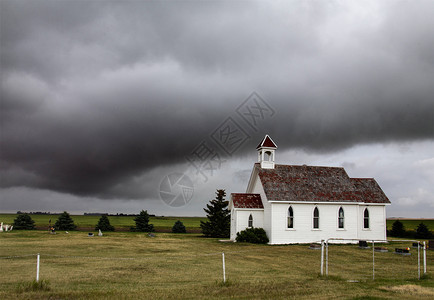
[0,242,431,287]
[0,250,258,286]
[321,239,428,281]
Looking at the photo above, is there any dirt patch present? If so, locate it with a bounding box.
[379,284,434,296]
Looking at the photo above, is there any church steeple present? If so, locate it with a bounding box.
[257,134,277,169]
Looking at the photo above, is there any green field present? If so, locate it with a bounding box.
[3,214,433,233]
[0,230,433,299]
[0,214,206,232]
[386,219,434,232]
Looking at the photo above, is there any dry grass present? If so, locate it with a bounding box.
[0,231,433,299]
[379,284,434,296]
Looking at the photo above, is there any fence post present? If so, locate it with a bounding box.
[36,253,40,282]
[222,252,226,283]
[326,241,329,276]
[320,240,324,276]
[372,241,375,280]
[423,241,427,274]
[418,243,420,280]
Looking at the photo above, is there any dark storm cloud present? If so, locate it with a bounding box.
[1,1,433,199]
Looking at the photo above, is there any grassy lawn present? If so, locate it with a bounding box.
[0,214,206,232]
[0,230,433,299]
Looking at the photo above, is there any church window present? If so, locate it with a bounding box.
[313,207,319,229]
[338,207,344,229]
[364,208,370,229]
[287,206,294,229]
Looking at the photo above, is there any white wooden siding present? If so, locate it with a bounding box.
[231,173,388,244]
[230,209,264,241]
[268,203,387,244]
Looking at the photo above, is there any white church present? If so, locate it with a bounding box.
[229,135,391,244]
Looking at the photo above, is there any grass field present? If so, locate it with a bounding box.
[0,230,433,299]
[0,214,206,232]
[2,214,433,233]
[386,219,434,232]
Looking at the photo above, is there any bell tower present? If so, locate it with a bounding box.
[257,134,277,169]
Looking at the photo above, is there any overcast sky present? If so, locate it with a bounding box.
[1,0,433,217]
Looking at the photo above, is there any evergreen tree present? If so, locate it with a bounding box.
[172,220,186,233]
[415,222,432,239]
[13,213,36,230]
[54,211,77,230]
[95,215,115,231]
[131,210,154,232]
[200,189,230,238]
[390,220,406,237]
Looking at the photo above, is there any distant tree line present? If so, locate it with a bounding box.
[85,212,156,217]
[17,211,53,215]
[16,211,156,217]
[12,210,184,233]
[388,220,433,239]
[112,213,156,217]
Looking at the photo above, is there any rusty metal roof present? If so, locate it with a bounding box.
[256,164,390,204]
[231,193,264,208]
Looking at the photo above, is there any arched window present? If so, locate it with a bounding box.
[248,214,253,228]
[287,206,294,229]
[364,208,369,229]
[313,207,319,229]
[338,207,344,229]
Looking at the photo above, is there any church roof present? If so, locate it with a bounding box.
[231,193,264,208]
[256,134,277,149]
[256,164,390,204]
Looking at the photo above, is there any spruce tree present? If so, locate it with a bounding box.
[54,211,77,230]
[200,189,230,238]
[13,213,36,230]
[131,210,154,232]
[390,220,405,237]
[172,220,186,233]
[95,215,115,231]
[415,222,432,239]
